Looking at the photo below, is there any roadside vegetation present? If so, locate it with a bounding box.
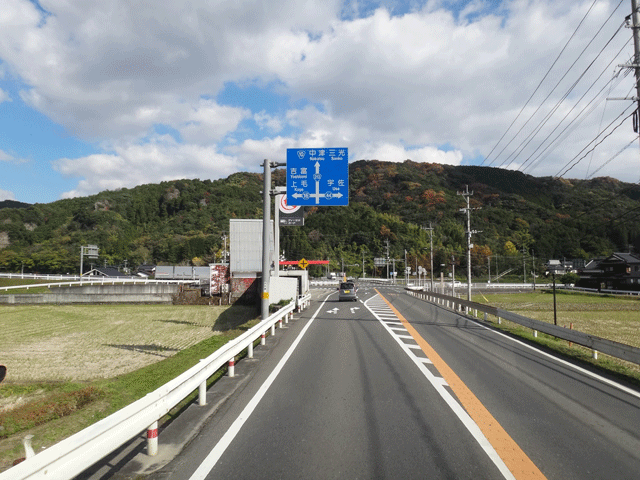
[473,289,640,385]
[0,303,260,472]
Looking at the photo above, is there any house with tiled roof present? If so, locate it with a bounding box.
[578,253,640,291]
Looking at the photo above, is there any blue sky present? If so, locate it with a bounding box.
[0,0,636,204]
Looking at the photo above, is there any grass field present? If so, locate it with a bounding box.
[473,290,640,381]
[0,303,260,471]
[0,304,259,383]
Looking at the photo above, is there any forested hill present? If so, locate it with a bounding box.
[1,160,640,276]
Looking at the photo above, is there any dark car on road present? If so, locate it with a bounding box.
[338,281,357,301]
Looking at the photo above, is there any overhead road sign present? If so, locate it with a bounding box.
[286,148,349,206]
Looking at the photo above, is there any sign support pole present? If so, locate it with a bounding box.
[262,161,286,320]
[261,160,272,321]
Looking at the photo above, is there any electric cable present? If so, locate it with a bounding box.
[521,53,633,174]
[489,2,625,167]
[555,104,635,177]
[499,17,628,170]
[587,134,639,177]
[481,0,603,166]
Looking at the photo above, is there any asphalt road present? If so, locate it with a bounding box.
[148,285,640,480]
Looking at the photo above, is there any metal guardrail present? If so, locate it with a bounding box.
[407,287,640,366]
[1,301,303,480]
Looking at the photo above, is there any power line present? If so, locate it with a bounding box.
[499,16,628,170]
[481,0,603,166]
[555,104,636,177]
[520,49,633,174]
[587,134,639,177]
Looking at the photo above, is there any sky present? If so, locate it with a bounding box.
[0,0,638,204]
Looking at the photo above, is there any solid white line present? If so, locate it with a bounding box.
[467,314,640,400]
[188,295,330,480]
[363,294,515,480]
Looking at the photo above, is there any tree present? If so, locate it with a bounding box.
[503,241,517,255]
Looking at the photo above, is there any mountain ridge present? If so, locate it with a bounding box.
[1,161,639,276]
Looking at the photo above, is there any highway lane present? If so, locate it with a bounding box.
[381,286,640,479]
[149,286,640,479]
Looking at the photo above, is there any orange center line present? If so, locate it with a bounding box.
[377,291,547,480]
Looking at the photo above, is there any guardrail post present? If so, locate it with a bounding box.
[279,316,283,328]
[147,421,158,456]
[228,358,235,377]
[261,332,266,345]
[248,340,254,358]
[22,434,35,459]
[199,381,207,406]
[271,323,276,336]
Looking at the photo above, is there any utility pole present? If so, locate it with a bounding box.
[458,185,480,301]
[404,249,408,285]
[363,249,367,278]
[633,0,640,152]
[385,239,390,280]
[221,233,228,264]
[422,223,434,290]
[615,3,640,150]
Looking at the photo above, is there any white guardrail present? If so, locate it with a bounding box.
[0,278,194,292]
[0,274,82,281]
[1,297,310,480]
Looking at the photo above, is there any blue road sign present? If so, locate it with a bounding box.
[286,148,349,206]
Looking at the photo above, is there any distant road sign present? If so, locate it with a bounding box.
[298,258,309,269]
[279,194,304,226]
[286,148,348,206]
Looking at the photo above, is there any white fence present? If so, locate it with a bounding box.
[0,277,192,292]
[1,299,308,480]
[0,273,81,281]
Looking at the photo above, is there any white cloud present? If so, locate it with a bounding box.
[1,0,637,201]
[358,143,464,165]
[0,88,10,103]
[0,189,16,201]
[0,149,15,162]
[54,136,239,198]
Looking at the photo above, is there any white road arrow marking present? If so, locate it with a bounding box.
[350,307,360,314]
[327,308,339,314]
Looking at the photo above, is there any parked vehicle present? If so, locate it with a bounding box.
[338,281,357,301]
